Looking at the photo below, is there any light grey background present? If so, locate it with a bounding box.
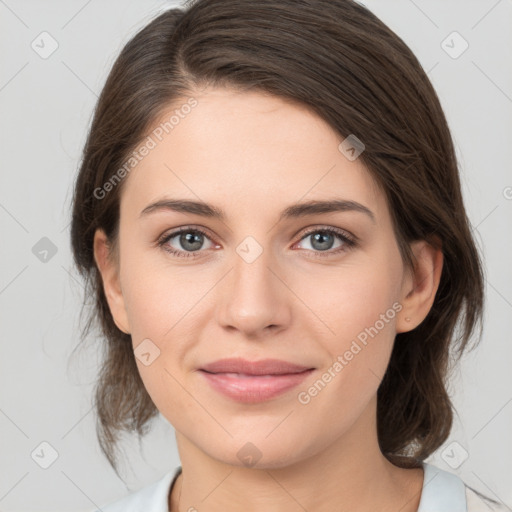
[0,0,511,511]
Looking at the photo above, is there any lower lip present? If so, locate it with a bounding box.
[198,369,314,403]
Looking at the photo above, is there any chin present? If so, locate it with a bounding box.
[198,433,319,471]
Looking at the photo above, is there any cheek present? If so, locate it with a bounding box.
[119,255,215,407]
[290,275,400,447]
[120,251,199,338]
[299,253,402,346]
[122,273,194,422]
[302,252,403,392]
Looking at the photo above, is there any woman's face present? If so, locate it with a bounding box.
[98,86,417,468]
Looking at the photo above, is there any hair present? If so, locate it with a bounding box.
[70,0,485,476]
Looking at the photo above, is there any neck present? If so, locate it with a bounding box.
[169,396,424,512]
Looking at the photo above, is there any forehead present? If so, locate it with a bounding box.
[119,87,384,222]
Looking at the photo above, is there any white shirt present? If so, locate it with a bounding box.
[93,462,508,512]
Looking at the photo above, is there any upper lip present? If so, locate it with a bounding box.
[200,358,313,376]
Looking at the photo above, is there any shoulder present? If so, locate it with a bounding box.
[90,466,182,512]
[465,485,510,512]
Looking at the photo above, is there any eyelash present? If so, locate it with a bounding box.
[157,225,358,260]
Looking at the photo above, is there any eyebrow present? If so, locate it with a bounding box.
[139,198,376,224]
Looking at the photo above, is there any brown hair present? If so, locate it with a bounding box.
[70,0,485,475]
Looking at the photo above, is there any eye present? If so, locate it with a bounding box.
[157,227,217,258]
[294,227,357,257]
[157,225,357,259]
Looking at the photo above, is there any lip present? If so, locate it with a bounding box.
[198,358,315,403]
[200,357,312,375]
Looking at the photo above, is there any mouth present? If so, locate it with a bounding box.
[200,357,313,375]
[198,358,315,403]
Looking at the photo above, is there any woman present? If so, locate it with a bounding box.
[70,0,507,510]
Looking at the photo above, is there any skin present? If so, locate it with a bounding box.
[94,86,443,512]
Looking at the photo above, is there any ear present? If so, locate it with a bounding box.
[93,229,131,335]
[396,238,443,333]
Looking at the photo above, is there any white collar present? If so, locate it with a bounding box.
[100,461,467,511]
[417,462,467,511]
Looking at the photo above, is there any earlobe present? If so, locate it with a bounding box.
[396,239,443,333]
[93,229,131,335]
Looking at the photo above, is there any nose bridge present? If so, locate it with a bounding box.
[233,235,274,292]
[216,233,290,334]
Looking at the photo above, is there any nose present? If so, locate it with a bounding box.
[215,243,292,338]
